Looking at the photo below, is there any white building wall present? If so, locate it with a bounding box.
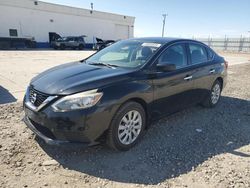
[0,0,135,45]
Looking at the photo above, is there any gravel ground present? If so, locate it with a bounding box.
[0,63,250,188]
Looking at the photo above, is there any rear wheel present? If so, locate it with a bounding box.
[201,80,222,108]
[107,102,146,151]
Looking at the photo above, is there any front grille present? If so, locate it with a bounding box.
[29,86,50,107]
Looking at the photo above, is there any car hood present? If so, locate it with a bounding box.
[30,62,134,95]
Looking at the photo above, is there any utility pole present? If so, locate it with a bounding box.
[162,14,167,37]
[90,3,94,14]
[91,2,93,10]
[248,31,250,52]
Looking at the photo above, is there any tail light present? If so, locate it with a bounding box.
[224,61,228,69]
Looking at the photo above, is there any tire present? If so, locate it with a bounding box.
[201,80,222,108]
[60,44,65,50]
[78,44,84,50]
[107,102,146,151]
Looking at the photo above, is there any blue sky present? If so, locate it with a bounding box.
[42,0,250,38]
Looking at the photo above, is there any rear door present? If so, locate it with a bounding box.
[67,37,77,47]
[187,42,218,102]
[152,42,197,118]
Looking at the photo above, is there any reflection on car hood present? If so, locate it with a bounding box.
[30,62,133,95]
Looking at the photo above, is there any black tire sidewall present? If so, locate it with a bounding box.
[109,102,146,151]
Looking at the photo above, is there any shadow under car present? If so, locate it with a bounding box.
[36,96,250,185]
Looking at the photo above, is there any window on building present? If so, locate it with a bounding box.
[9,29,18,37]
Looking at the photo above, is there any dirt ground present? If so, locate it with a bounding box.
[0,51,249,187]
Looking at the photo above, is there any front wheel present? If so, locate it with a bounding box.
[107,102,146,151]
[201,80,222,108]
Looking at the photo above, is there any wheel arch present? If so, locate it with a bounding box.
[216,77,223,88]
[119,97,150,128]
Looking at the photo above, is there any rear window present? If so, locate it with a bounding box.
[78,37,84,42]
[206,47,214,60]
[189,44,208,64]
[66,37,75,41]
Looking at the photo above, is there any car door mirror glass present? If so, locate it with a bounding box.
[157,63,176,72]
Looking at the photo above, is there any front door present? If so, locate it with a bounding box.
[152,43,196,118]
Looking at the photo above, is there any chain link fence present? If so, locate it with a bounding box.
[194,37,250,53]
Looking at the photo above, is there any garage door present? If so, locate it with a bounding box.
[115,24,129,40]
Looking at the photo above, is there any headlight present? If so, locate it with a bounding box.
[52,89,103,112]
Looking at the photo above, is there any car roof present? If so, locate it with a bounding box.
[128,37,203,45]
[64,36,86,38]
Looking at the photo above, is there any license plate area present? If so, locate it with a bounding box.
[25,106,43,124]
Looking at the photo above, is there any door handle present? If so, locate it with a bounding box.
[184,75,193,81]
[209,69,215,74]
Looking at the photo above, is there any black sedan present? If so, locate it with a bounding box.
[23,37,228,151]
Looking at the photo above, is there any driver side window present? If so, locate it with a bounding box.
[158,44,187,69]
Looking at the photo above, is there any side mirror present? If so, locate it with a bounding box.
[157,63,176,72]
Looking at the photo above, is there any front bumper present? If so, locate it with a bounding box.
[23,115,73,145]
[23,97,118,145]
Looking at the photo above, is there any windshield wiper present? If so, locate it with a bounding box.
[89,62,118,69]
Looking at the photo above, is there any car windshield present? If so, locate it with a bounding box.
[86,40,162,68]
